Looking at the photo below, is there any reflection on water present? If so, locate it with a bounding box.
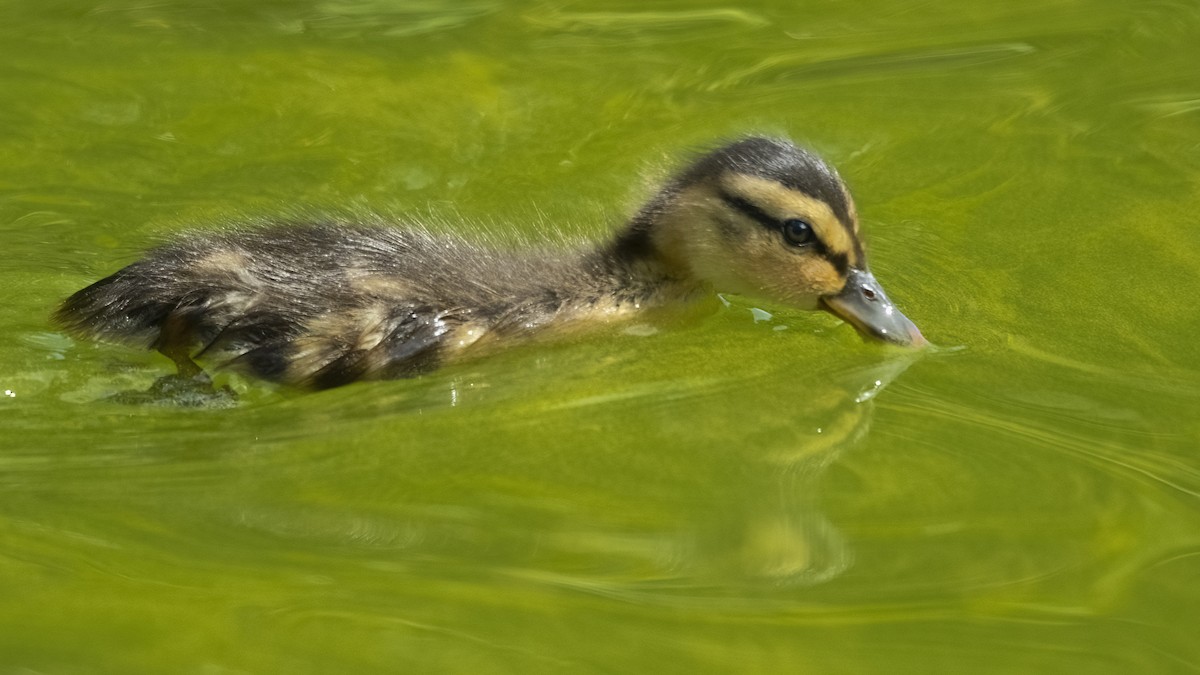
[680,357,918,591]
[288,348,926,607]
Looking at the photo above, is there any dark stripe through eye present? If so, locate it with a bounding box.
[718,191,846,275]
[718,191,777,230]
[826,252,849,276]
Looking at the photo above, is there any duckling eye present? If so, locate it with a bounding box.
[782,219,815,247]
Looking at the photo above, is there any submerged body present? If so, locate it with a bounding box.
[57,137,925,388]
[60,225,691,388]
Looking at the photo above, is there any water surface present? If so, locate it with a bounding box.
[2,0,1200,672]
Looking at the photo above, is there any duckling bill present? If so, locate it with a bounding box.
[56,137,925,389]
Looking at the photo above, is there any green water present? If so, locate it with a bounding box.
[3,0,1200,672]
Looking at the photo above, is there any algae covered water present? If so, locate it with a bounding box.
[2,0,1200,672]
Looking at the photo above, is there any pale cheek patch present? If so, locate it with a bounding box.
[690,225,768,296]
[754,255,845,309]
[804,258,845,295]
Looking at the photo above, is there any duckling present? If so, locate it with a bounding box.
[55,137,925,389]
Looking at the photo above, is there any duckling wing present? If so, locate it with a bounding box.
[231,302,469,389]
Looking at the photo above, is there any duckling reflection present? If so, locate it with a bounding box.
[679,354,918,590]
[460,352,921,600]
[55,137,924,389]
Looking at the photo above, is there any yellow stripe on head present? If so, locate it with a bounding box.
[719,173,862,266]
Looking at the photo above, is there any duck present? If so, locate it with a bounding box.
[55,136,925,390]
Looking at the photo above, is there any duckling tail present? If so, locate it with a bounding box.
[54,263,183,350]
[53,242,270,377]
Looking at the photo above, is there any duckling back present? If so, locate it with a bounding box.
[56,224,598,388]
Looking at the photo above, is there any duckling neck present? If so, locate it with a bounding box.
[591,210,707,307]
[608,191,669,268]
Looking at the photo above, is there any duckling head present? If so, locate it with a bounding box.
[623,137,926,347]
